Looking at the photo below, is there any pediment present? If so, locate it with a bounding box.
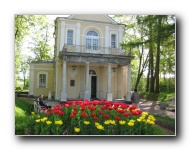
[68,15,118,24]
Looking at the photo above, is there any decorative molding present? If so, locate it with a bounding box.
[63,55,130,65]
[68,67,78,77]
[32,68,54,70]
[37,71,49,88]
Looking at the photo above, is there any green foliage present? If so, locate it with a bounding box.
[15,86,22,91]
[15,98,33,115]
[113,15,175,93]
[15,98,32,135]
[154,114,175,132]
[140,91,175,103]
[15,15,54,88]
[160,77,175,92]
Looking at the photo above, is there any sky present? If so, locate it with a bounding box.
[0,0,188,149]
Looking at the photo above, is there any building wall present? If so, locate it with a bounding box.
[31,63,54,97]
[30,15,130,101]
[55,15,125,56]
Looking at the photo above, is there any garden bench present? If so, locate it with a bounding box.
[33,98,46,114]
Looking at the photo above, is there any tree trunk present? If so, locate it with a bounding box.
[155,16,162,93]
[146,63,150,92]
[148,16,155,92]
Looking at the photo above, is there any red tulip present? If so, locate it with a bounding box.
[115,116,121,121]
[81,112,87,118]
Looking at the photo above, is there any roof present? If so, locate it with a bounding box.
[56,15,126,26]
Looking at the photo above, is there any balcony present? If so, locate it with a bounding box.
[59,44,133,65]
[62,44,131,56]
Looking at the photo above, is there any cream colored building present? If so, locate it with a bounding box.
[29,15,133,102]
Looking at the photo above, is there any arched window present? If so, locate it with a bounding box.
[86,31,99,50]
[89,70,96,76]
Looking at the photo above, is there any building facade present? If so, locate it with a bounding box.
[29,15,133,102]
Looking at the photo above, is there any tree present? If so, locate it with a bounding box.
[27,16,54,61]
[113,15,175,93]
[15,15,54,89]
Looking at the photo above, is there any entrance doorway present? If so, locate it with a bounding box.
[91,76,97,98]
[89,70,97,99]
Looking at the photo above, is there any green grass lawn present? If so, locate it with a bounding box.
[15,98,33,135]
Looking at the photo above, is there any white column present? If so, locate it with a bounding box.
[55,61,61,100]
[84,62,90,100]
[126,64,131,102]
[29,65,34,96]
[76,23,81,52]
[117,66,122,99]
[107,63,112,101]
[76,23,81,45]
[119,27,123,53]
[99,66,104,99]
[105,26,109,54]
[61,60,67,102]
[80,66,85,99]
[60,21,65,52]
[119,27,123,47]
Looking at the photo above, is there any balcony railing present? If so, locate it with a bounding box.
[62,44,130,56]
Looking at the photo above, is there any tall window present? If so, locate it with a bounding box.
[39,74,46,88]
[37,72,48,88]
[111,34,116,48]
[67,30,73,45]
[86,31,99,49]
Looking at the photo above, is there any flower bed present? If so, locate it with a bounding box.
[28,100,160,135]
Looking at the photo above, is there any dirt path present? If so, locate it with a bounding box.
[139,99,175,119]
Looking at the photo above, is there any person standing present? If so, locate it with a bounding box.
[131,88,140,109]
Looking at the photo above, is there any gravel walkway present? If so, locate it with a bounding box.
[139,99,175,119]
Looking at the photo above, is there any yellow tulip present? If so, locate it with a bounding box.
[36,119,40,123]
[96,125,104,130]
[104,120,110,125]
[129,119,135,123]
[128,122,134,127]
[119,120,126,125]
[84,121,90,125]
[142,112,148,116]
[46,121,52,125]
[74,127,80,133]
[110,120,116,125]
[95,122,100,126]
[55,120,63,125]
[149,121,155,125]
[137,118,142,122]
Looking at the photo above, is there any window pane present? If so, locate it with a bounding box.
[39,74,46,87]
[86,38,91,49]
[87,31,98,36]
[111,34,116,48]
[86,31,99,50]
[67,30,73,45]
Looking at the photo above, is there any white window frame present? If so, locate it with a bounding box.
[67,30,74,45]
[86,30,99,50]
[110,31,118,48]
[37,71,48,88]
[111,34,116,48]
[65,26,76,45]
